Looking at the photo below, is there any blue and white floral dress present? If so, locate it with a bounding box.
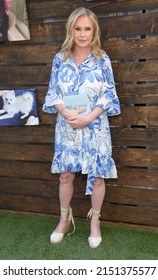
[43,51,121,195]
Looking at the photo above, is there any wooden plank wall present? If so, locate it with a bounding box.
[0,0,158,227]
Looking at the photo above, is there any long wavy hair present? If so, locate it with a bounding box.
[62,7,105,60]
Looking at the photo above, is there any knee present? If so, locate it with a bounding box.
[94,177,105,188]
[59,172,75,185]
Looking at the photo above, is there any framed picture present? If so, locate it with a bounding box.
[0,0,31,42]
[0,88,40,126]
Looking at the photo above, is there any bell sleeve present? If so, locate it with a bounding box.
[96,54,121,116]
[42,53,64,114]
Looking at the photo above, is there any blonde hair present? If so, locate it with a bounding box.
[62,7,105,60]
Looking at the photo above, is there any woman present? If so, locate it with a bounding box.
[43,7,120,248]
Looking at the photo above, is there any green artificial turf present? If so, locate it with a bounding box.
[0,212,157,260]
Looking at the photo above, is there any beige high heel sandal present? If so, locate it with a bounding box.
[50,207,75,244]
[87,208,102,249]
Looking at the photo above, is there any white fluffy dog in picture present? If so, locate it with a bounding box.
[0,90,34,120]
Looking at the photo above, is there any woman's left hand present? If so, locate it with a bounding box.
[67,114,89,129]
[67,107,103,129]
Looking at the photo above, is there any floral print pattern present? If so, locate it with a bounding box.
[43,51,121,194]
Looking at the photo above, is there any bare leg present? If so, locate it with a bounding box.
[90,177,105,237]
[55,172,75,233]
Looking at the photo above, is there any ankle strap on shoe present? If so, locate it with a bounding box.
[61,207,69,214]
[60,207,75,235]
[87,208,101,220]
[67,207,75,236]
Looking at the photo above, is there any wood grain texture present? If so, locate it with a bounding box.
[0,0,158,227]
